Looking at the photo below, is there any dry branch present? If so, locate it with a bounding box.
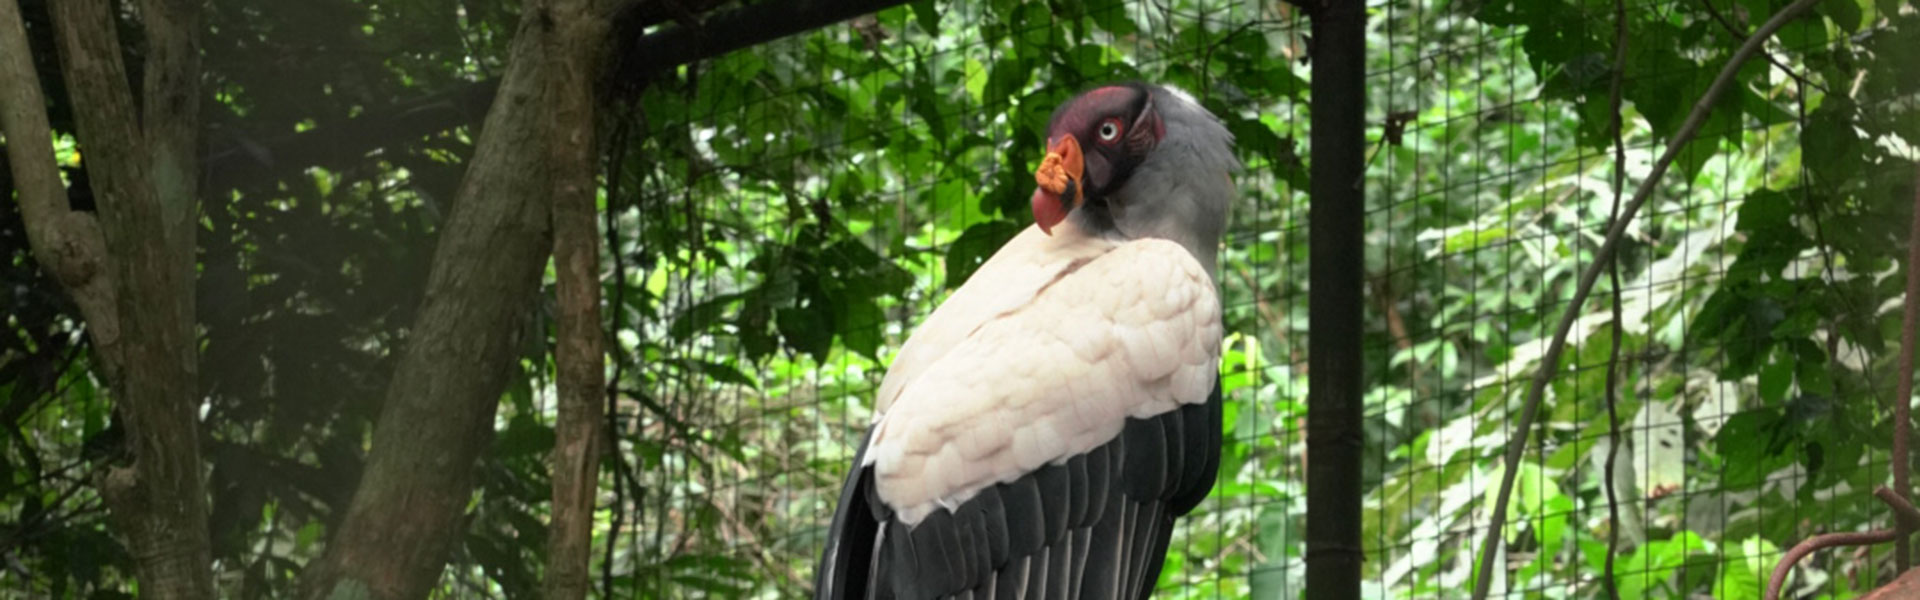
[1893,162,1920,569]
[0,0,119,365]
[545,1,614,599]
[1468,0,1824,597]
[1600,0,1629,596]
[1878,487,1920,528]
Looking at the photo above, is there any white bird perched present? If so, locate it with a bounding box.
[815,82,1238,600]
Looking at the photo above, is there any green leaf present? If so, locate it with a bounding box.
[1803,101,1863,185]
[1757,354,1792,403]
[836,295,886,361]
[909,0,941,34]
[908,66,950,145]
[1776,13,1831,49]
[777,304,835,362]
[677,358,760,389]
[1714,536,1777,600]
[295,522,323,554]
[1717,410,1794,489]
[963,58,988,102]
[495,415,555,458]
[1087,0,1137,35]
[1616,531,1708,600]
[668,292,746,339]
[984,56,1032,105]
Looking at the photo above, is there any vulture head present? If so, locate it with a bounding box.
[1030,82,1239,273]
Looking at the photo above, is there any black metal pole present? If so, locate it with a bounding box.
[1305,0,1366,599]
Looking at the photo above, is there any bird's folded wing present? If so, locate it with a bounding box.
[866,237,1222,525]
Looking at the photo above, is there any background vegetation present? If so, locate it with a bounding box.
[1,0,1917,598]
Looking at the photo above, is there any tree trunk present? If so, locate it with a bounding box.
[543,1,612,599]
[3,0,213,597]
[294,1,609,598]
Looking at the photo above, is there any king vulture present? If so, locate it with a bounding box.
[815,82,1237,600]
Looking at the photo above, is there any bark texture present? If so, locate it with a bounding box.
[545,2,610,596]
[295,0,603,597]
[137,0,203,326]
[9,0,217,597]
[3,0,214,596]
[543,2,612,599]
[0,0,118,357]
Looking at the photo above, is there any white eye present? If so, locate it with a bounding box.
[1098,121,1120,141]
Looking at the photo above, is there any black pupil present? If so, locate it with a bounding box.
[1102,123,1116,138]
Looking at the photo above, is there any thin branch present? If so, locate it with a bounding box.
[599,104,637,600]
[544,2,611,598]
[1697,0,1826,95]
[1601,0,1630,597]
[1894,162,1920,569]
[1878,487,1920,529]
[1469,0,1825,597]
[0,0,121,375]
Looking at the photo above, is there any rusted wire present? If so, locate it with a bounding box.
[1765,488,1920,600]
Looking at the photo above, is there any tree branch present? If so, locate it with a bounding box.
[43,0,214,597]
[138,0,202,305]
[545,1,612,598]
[203,79,502,193]
[1879,486,1920,528]
[1468,0,1824,597]
[293,0,586,596]
[1893,162,1920,569]
[208,0,913,195]
[610,0,912,84]
[1601,0,1629,596]
[0,0,119,373]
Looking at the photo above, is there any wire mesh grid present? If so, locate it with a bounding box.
[603,0,1908,598]
[1365,2,1908,600]
[612,1,1309,596]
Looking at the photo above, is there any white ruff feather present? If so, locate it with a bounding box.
[866,230,1223,526]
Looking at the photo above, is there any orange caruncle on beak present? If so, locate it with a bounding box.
[1031,135,1085,235]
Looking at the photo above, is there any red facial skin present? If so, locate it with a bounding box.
[1030,85,1164,235]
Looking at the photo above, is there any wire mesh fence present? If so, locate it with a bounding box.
[610,2,1308,596]
[591,0,1912,598]
[1,0,1910,598]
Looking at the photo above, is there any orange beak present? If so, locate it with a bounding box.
[1031,134,1085,235]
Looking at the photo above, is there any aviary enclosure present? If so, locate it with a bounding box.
[0,0,1915,598]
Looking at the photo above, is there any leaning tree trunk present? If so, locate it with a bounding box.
[295,1,612,598]
[1,0,213,597]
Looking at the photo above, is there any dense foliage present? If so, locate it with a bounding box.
[1,0,1916,598]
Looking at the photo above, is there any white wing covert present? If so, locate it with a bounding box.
[815,233,1224,600]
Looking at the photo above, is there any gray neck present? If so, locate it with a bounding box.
[1074,86,1239,281]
